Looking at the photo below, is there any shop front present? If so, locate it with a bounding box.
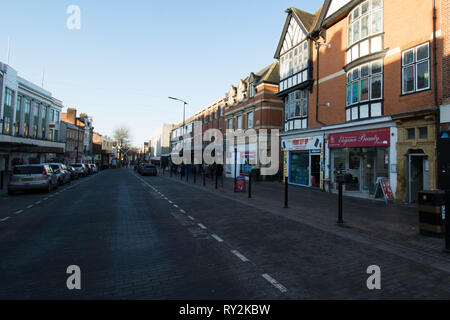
[328,128,392,198]
[282,136,323,188]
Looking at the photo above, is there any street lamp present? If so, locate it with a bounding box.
[168,97,188,134]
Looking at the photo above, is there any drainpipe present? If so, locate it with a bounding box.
[433,0,441,188]
[315,41,326,126]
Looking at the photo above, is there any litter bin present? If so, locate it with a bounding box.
[418,190,446,237]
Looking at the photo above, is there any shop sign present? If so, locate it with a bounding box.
[283,136,323,151]
[328,128,390,149]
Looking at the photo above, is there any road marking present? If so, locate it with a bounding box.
[231,250,249,262]
[15,210,24,215]
[0,217,10,222]
[261,274,288,293]
[198,223,207,230]
[187,215,194,220]
[168,200,173,204]
[26,205,33,209]
[211,234,224,242]
[174,204,179,208]
[35,201,41,205]
[180,209,186,214]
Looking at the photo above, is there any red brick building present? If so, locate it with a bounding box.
[276,0,446,203]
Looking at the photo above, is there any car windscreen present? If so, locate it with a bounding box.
[13,166,43,175]
[50,165,60,170]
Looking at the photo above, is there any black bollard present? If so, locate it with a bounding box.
[186,170,189,182]
[445,190,450,253]
[194,169,197,184]
[248,174,252,199]
[337,182,344,224]
[0,171,3,190]
[203,171,206,186]
[284,177,288,208]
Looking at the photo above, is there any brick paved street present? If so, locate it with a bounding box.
[0,168,449,299]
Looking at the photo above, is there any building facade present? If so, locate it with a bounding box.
[0,62,65,171]
[149,124,175,159]
[60,121,84,163]
[276,0,446,203]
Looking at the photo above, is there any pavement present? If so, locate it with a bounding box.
[0,168,449,299]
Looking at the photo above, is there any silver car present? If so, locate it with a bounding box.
[8,164,58,195]
[70,163,88,177]
[47,163,71,185]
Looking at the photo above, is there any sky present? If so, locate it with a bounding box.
[0,0,321,147]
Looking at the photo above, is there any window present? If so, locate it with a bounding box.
[346,60,383,121]
[209,112,212,121]
[402,42,430,94]
[227,119,233,130]
[15,96,22,136]
[249,83,256,98]
[51,110,55,122]
[2,88,14,135]
[237,115,243,130]
[419,127,428,139]
[56,111,60,122]
[24,99,31,136]
[247,112,254,129]
[220,106,223,116]
[214,109,218,119]
[284,90,308,130]
[280,40,309,80]
[348,0,383,47]
[407,128,415,140]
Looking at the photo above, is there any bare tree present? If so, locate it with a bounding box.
[113,126,131,161]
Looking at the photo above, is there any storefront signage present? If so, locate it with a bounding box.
[283,136,323,151]
[380,178,394,202]
[328,128,390,149]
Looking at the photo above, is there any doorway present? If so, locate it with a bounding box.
[407,153,429,203]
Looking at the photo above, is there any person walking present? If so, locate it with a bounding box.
[216,163,224,187]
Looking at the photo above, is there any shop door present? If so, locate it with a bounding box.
[310,155,321,188]
[438,132,450,190]
[408,154,427,203]
[363,150,376,194]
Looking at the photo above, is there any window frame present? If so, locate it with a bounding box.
[401,42,430,95]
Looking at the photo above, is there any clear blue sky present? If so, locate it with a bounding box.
[0,0,321,147]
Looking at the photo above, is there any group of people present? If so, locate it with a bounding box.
[171,162,224,186]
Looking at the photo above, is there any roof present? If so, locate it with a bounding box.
[274,5,324,59]
[253,62,279,85]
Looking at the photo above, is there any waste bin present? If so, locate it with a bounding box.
[418,190,446,237]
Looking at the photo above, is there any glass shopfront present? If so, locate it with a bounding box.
[289,151,310,186]
[331,147,389,194]
[328,128,391,195]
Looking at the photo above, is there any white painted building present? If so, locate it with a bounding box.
[149,124,175,159]
[0,62,65,171]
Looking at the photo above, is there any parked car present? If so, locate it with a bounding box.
[67,166,79,180]
[8,164,58,195]
[70,163,88,177]
[139,163,157,176]
[91,164,99,173]
[47,163,71,185]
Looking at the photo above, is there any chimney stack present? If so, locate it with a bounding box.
[67,108,77,124]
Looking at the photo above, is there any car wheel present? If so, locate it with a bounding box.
[59,179,63,186]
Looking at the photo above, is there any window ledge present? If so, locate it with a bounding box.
[343,50,388,72]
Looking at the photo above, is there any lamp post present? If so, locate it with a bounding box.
[169,97,188,134]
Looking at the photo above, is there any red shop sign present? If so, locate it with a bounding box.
[328,128,390,148]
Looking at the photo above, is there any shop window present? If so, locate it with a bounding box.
[407,128,416,140]
[419,127,428,139]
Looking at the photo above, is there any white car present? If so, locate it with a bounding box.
[46,163,71,185]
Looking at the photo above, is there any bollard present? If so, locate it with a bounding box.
[445,190,450,253]
[337,182,344,224]
[0,171,3,190]
[194,169,196,184]
[203,171,206,186]
[248,174,252,199]
[186,170,189,182]
[284,177,288,208]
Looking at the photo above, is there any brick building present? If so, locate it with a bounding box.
[276,0,446,203]
[60,121,84,163]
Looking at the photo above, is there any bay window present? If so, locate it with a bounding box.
[279,40,309,93]
[346,60,383,121]
[15,96,22,136]
[284,89,308,131]
[347,0,383,64]
[402,42,430,94]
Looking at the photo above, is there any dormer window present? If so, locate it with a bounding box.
[249,83,256,98]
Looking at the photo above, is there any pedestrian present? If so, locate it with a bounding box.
[216,163,224,187]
